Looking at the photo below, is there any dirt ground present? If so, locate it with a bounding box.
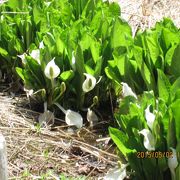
[0,1,179,179]
[118,0,180,31]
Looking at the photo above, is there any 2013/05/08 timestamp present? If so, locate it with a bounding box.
[136,151,180,159]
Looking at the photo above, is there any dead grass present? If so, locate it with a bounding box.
[0,94,118,179]
[118,0,180,33]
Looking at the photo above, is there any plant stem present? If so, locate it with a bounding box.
[54,102,67,114]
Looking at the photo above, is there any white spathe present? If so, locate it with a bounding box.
[38,110,54,127]
[168,147,178,180]
[87,108,98,127]
[17,53,27,64]
[82,73,97,93]
[65,110,83,128]
[54,103,83,128]
[30,49,41,65]
[121,82,137,99]
[145,105,155,130]
[104,164,128,180]
[139,129,155,151]
[44,58,60,79]
[71,52,76,71]
[39,41,44,49]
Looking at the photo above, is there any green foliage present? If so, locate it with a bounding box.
[110,78,180,179]
[106,18,180,95]
[0,1,180,179]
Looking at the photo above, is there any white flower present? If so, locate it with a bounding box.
[168,148,178,180]
[87,108,98,127]
[54,103,83,128]
[44,1,51,7]
[38,102,54,127]
[39,41,44,49]
[24,87,34,98]
[65,110,83,128]
[0,0,7,4]
[104,164,128,180]
[44,58,60,79]
[71,51,76,71]
[145,105,155,130]
[82,73,97,93]
[139,129,155,151]
[17,53,27,64]
[38,110,54,127]
[30,49,41,64]
[121,82,137,99]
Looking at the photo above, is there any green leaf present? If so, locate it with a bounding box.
[133,46,155,91]
[90,40,100,63]
[111,18,132,49]
[0,47,9,58]
[171,77,180,100]
[171,100,180,140]
[145,31,162,65]
[157,69,171,102]
[16,67,25,81]
[105,64,121,85]
[109,127,135,157]
[165,44,177,66]
[59,70,74,82]
[108,2,121,17]
[162,28,180,50]
[26,56,45,88]
[171,44,180,78]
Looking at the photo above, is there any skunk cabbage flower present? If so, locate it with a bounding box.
[30,49,41,64]
[139,129,155,151]
[104,164,128,180]
[17,53,27,64]
[121,82,137,99]
[168,148,178,179]
[39,41,45,49]
[87,108,98,127]
[44,58,60,79]
[38,110,54,127]
[71,52,76,71]
[65,110,83,128]
[145,105,155,130]
[54,103,83,128]
[38,102,54,127]
[82,73,96,93]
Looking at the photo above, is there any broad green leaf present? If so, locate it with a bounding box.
[133,46,155,91]
[157,69,171,102]
[171,100,180,140]
[109,127,135,157]
[108,1,121,17]
[75,45,85,75]
[90,40,100,63]
[94,57,103,77]
[162,28,180,51]
[145,31,161,65]
[165,44,178,66]
[26,56,45,88]
[171,44,180,78]
[59,70,74,82]
[0,47,9,58]
[111,18,132,49]
[171,77,180,100]
[16,67,25,81]
[80,33,93,51]
[84,64,94,75]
